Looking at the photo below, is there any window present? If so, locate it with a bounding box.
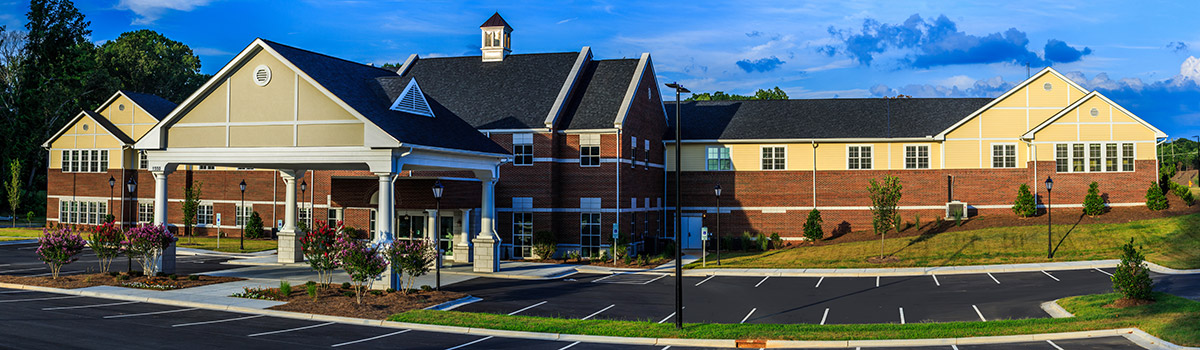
[644,139,651,166]
[580,197,602,257]
[1072,144,1085,172]
[198,165,215,170]
[298,207,312,228]
[368,210,377,239]
[197,205,214,226]
[513,133,533,166]
[236,205,253,226]
[905,145,931,169]
[1122,144,1135,171]
[991,144,1016,168]
[138,203,154,223]
[139,152,148,170]
[1088,144,1101,172]
[630,136,638,168]
[327,208,343,225]
[848,145,872,170]
[1105,144,1118,172]
[1056,143,1136,173]
[59,200,107,224]
[512,212,533,258]
[580,134,600,167]
[395,214,425,241]
[1055,144,1069,172]
[761,146,785,170]
[60,149,108,173]
[706,146,732,171]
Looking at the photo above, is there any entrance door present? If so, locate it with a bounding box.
[681,217,703,249]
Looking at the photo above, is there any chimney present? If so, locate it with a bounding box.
[480,12,512,62]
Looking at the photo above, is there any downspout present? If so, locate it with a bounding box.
[121,145,128,225]
[811,141,817,209]
[1026,140,1037,198]
[1156,138,1168,184]
[272,171,277,233]
[615,129,621,254]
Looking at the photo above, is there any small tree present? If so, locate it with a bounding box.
[5,159,23,227]
[532,231,557,259]
[1082,182,1106,216]
[244,211,265,239]
[1145,183,1169,211]
[180,182,203,244]
[802,209,823,242]
[36,227,86,279]
[384,239,433,293]
[125,224,176,277]
[1183,189,1195,206]
[868,175,903,259]
[87,222,124,273]
[299,221,341,287]
[1012,184,1037,217]
[334,236,388,304]
[1111,238,1154,301]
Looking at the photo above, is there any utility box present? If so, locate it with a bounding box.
[946,201,968,219]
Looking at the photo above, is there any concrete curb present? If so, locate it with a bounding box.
[3,281,1196,349]
[1040,299,1075,318]
[561,259,1200,278]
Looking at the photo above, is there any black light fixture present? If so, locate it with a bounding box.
[125,177,136,273]
[108,176,116,219]
[664,81,689,330]
[1044,176,1053,259]
[431,180,444,291]
[240,179,247,251]
[299,180,308,229]
[714,184,722,266]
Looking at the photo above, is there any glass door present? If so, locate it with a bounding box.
[512,212,533,258]
[439,216,454,256]
[395,214,425,242]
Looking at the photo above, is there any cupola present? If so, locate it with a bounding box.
[480,12,512,62]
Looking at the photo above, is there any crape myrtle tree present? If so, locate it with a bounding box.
[125,224,175,277]
[334,236,388,304]
[86,221,123,273]
[36,226,85,279]
[299,221,340,287]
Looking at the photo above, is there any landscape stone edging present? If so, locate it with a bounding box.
[2,281,1197,349]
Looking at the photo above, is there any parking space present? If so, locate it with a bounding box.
[0,241,233,276]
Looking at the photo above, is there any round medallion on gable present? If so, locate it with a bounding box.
[1090,107,1100,117]
[82,124,89,131]
[253,65,272,87]
[118,104,125,111]
[1043,82,1052,91]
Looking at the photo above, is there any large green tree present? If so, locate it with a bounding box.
[686,86,789,101]
[94,30,207,102]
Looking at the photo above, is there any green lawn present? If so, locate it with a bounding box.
[686,213,1200,270]
[0,228,41,241]
[390,293,1200,346]
[0,228,277,253]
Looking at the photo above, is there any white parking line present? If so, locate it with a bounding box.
[247,322,334,337]
[0,295,82,303]
[446,336,493,350]
[661,346,671,350]
[754,276,770,288]
[331,329,412,347]
[875,276,880,287]
[694,275,715,286]
[104,307,199,319]
[555,341,581,350]
[172,314,264,327]
[1094,267,1114,276]
[508,301,547,315]
[643,274,668,285]
[899,307,906,324]
[581,304,615,320]
[815,276,825,288]
[952,345,959,350]
[932,274,940,286]
[1046,339,1065,350]
[657,312,675,324]
[43,301,138,311]
[591,274,619,283]
[820,308,830,325]
[986,273,1000,284]
[1041,270,1060,281]
[972,305,987,322]
[739,308,757,324]
[0,267,45,273]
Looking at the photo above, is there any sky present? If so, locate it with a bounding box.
[3,0,1199,139]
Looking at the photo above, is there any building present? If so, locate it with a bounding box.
[43,14,1166,272]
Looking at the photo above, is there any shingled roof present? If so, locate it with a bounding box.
[557,59,640,130]
[480,12,511,28]
[119,91,177,120]
[260,39,508,155]
[664,98,992,140]
[396,52,580,129]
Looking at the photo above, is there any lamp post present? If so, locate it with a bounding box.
[432,180,444,291]
[665,81,689,329]
[125,178,136,273]
[1045,177,1053,259]
[714,184,721,266]
[300,180,308,230]
[108,176,115,221]
[240,180,247,251]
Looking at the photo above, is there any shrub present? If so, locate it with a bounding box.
[342,291,355,298]
[1183,189,1195,206]
[532,231,557,259]
[128,270,143,277]
[124,224,176,278]
[108,271,120,277]
[770,233,782,250]
[334,236,388,304]
[341,282,351,289]
[914,213,921,230]
[1012,184,1037,217]
[568,250,581,262]
[1111,238,1154,301]
[279,281,292,297]
[1082,182,1106,216]
[25,211,35,225]
[385,288,395,293]
[116,274,130,281]
[802,209,823,242]
[243,211,265,239]
[1145,183,1169,211]
[421,285,433,292]
[168,274,177,280]
[36,227,86,279]
[86,222,124,273]
[299,221,341,287]
[383,239,433,294]
[370,290,382,296]
[306,283,319,300]
[188,275,199,281]
[758,234,770,251]
[613,234,629,260]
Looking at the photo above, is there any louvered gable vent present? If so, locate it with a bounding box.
[390,79,434,117]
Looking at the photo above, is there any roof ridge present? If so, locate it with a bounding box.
[259,38,398,75]
[415,52,578,61]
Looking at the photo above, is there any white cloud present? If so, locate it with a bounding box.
[116,0,213,25]
[936,75,976,90]
[191,47,232,56]
[1181,56,1200,81]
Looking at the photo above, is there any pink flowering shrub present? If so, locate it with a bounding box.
[87,222,124,273]
[383,239,433,293]
[334,235,388,304]
[36,227,86,279]
[299,221,341,287]
[125,224,176,277]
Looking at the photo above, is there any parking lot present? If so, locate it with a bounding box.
[0,286,1148,349]
[0,241,234,277]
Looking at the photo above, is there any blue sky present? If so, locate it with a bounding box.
[3,0,1199,139]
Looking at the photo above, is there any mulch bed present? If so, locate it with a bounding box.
[259,285,465,320]
[1107,298,1156,308]
[507,257,672,269]
[0,272,243,290]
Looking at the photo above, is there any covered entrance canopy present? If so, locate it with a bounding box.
[134,39,510,283]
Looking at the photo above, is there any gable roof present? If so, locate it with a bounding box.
[395,52,581,129]
[1022,91,1168,139]
[664,98,992,141]
[557,58,640,130]
[119,91,177,120]
[935,67,1087,139]
[41,110,135,148]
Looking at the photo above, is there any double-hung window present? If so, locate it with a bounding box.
[905,145,930,169]
[197,205,214,226]
[991,144,1016,168]
[236,205,252,226]
[139,151,149,169]
[761,146,785,170]
[1055,144,1069,172]
[138,202,154,223]
[1088,144,1102,172]
[60,149,109,173]
[847,145,872,170]
[1055,142,1136,173]
[579,134,600,167]
[630,136,638,168]
[512,133,533,166]
[1105,144,1118,171]
[1121,144,1135,171]
[706,146,732,171]
[1072,144,1085,172]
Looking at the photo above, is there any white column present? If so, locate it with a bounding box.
[454,208,473,263]
[152,171,175,274]
[277,170,304,263]
[472,178,499,272]
[374,172,398,290]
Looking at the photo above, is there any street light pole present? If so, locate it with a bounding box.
[108,176,115,221]
[665,82,689,330]
[126,178,136,273]
[714,184,721,266]
[432,181,444,291]
[1045,177,1053,259]
[240,180,247,251]
[300,180,308,231]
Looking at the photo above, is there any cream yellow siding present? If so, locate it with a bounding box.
[298,79,357,121]
[229,125,293,147]
[229,51,295,123]
[46,114,126,169]
[668,142,943,171]
[978,109,1028,139]
[297,124,364,147]
[729,144,760,170]
[99,94,161,141]
[943,140,980,169]
[168,126,226,148]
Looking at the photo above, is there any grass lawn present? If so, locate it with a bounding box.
[0,227,41,241]
[0,228,277,253]
[390,292,1200,346]
[687,213,1200,270]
